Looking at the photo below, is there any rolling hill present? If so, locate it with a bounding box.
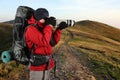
[68,20,120,80]
[0,20,120,80]
[0,23,13,53]
[2,20,14,24]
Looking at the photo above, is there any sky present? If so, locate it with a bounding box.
[0,0,120,29]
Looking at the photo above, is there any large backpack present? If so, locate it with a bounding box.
[12,6,57,65]
[12,6,34,65]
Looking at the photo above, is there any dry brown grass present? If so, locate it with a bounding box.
[0,20,120,80]
[67,20,120,80]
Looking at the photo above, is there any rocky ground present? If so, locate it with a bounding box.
[52,45,96,80]
[50,30,96,80]
[0,30,96,80]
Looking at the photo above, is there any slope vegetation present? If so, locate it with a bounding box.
[68,20,120,80]
[0,20,120,80]
[0,23,12,52]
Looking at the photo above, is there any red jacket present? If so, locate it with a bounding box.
[25,16,62,71]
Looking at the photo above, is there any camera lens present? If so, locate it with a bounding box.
[67,20,75,26]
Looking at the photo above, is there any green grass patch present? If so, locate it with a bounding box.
[90,59,120,80]
[72,45,120,80]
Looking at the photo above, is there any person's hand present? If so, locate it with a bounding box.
[45,17,56,26]
[57,22,68,30]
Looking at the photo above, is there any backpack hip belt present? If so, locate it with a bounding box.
[30,54,53,67]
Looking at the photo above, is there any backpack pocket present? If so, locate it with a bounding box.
[13,41,29,65]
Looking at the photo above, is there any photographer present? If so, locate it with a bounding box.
[25,8,67,80]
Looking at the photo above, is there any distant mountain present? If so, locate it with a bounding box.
[75,20,120,42]
[69,20,120,80]
[2,20,14,24]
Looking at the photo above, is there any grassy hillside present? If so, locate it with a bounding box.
[68,20,120,80]
[0,20,120,80]
[0,23,28,80]
[0,23,13,52]
[76,20,120,42]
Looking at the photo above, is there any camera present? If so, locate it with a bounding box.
[45,17,75,28]
[55,19,75,28]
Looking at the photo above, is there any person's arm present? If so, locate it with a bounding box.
[50,29,62,46]
[50,22,67,46]
[25,25,53,46]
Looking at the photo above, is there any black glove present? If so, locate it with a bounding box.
[45,17,56,26]
[57,22,68,30]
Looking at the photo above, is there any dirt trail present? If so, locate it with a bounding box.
[54,30,96,80]
[18,30,96,80]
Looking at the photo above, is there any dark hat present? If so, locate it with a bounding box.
[34,8,49,21]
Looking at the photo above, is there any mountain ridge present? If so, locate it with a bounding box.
[68,20,120,80]
[75,20,120,42]
[0,20,120,80]
[2,19,120,29]
[1,20,14,24]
